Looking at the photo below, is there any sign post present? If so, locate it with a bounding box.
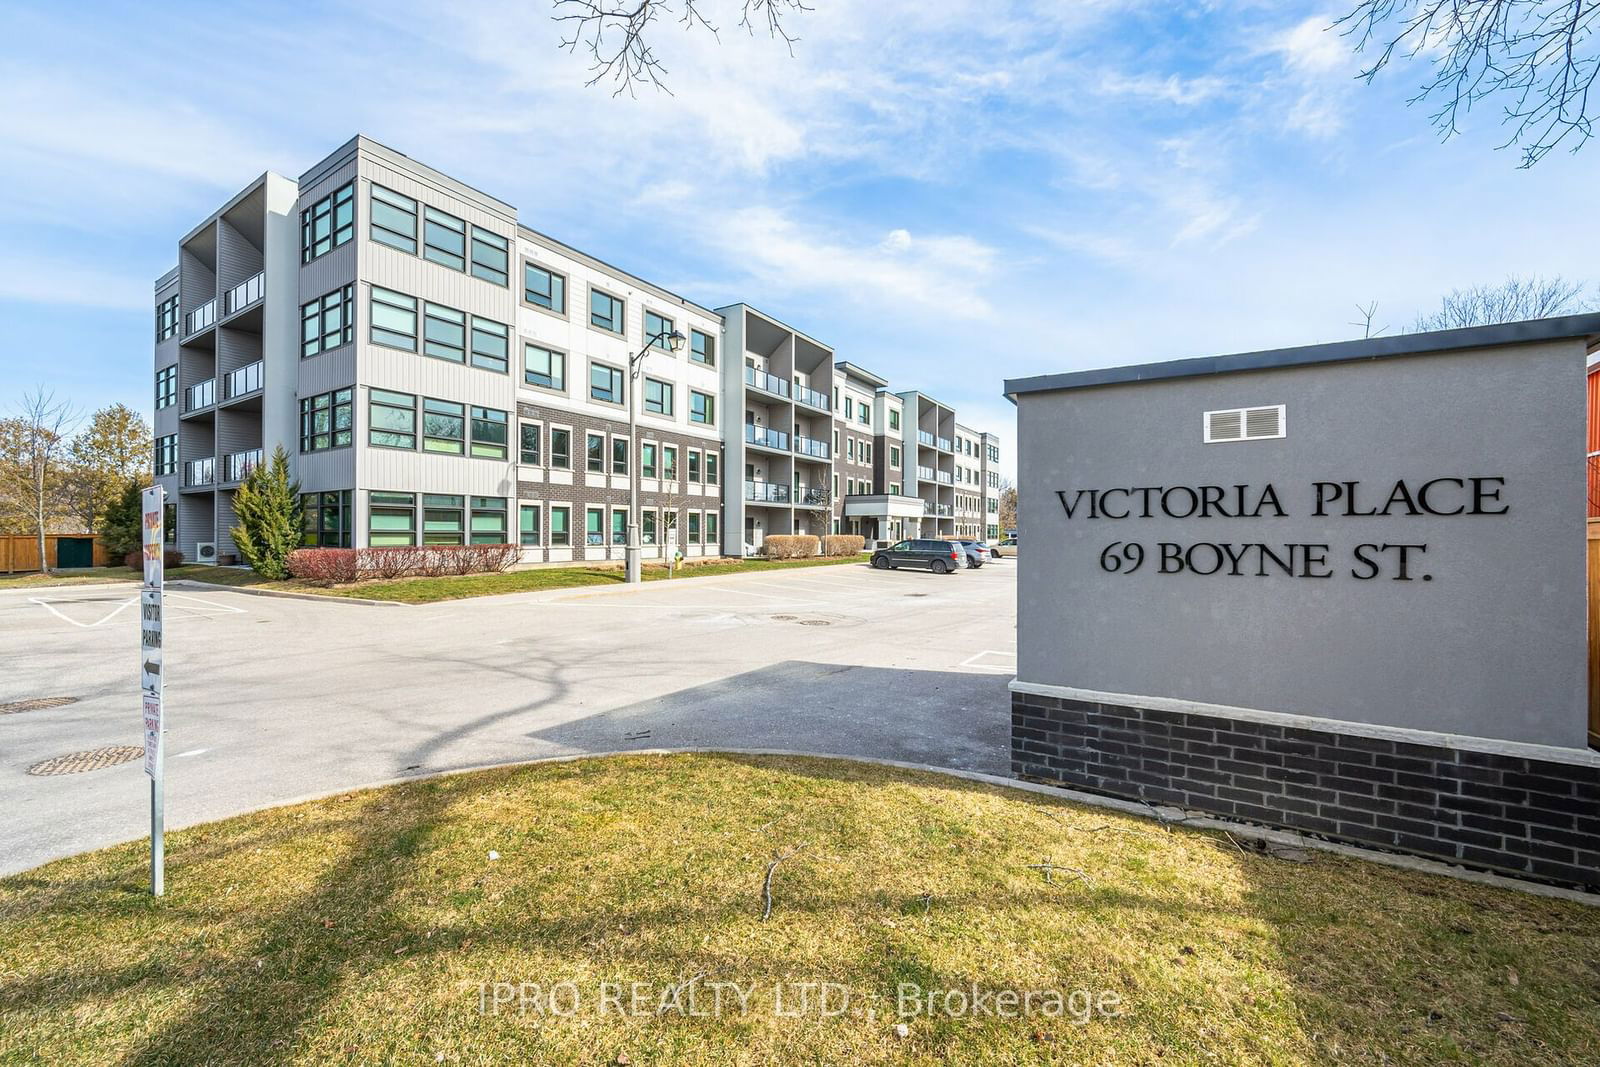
[141,486,165,896]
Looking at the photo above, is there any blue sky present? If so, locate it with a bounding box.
[3,0,1597,477]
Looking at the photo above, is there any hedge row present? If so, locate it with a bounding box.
[124,549,184,570]
[287,544,520,584]
[761,534,866,560]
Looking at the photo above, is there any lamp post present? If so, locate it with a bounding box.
[627,328,686,583]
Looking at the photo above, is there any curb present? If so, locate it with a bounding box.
[25,747,1599,907]
[166,579,404,607]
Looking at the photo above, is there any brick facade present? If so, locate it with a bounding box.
[1011,689,1600,890]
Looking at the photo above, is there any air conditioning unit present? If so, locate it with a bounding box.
[195,541,218,564]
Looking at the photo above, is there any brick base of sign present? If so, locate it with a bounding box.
[1011,691,1600,890]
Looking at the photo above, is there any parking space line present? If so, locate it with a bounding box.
[28,595,137,629]
[958,649,1017,673]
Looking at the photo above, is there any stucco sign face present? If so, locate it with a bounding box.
[1055,476,1509,583]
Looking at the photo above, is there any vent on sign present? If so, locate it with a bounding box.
[1204,405,1284,443]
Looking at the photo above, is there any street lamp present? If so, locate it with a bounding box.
[627,328,686,583]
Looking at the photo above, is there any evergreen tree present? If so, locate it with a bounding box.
[230,447,302,579]
[100,479,145,559]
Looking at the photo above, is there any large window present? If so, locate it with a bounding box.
[470,406,509,459]
[586,432,605,473]
[369,185,418,253]
[644,310,674,348]
[520,422,541,465]
[688,450,701,483]
[423,494,466,545]
[471,497,508,543]
[706,513,719,544]
[550,428,571,469]
[156,295,179,341]
[524,263,566,313]
[423,399,465,454]
[890,445,900,468]
[642,510,657,545]
[690,390,715,425]
[369,389,416,449]
[423,302,466,363]
[662,446,677,482]
[300,388,353,452]
[423,205,467,271]
[369,491,417,546]
[611,509,626,545]
[370,286,418,350]
[155,434,177,477]
[586,506,604,546]
[590,362,624,405]
[688,512,701,543]
[470,317,509,373]
[301,181,354,262]
[590,289,624,333]
[611,437,628,475]
[644,378,673,416]
[642,442,657,479]
[550,506,571,546]
[302,490,353,547]
[155,366,177,410]
[705,454,719,486]
[524,344,565,391]
[889,409,900,431]
[470,227,509,286]
[690,328,714,366]
[301,285,354,358]
[519,504,542,547]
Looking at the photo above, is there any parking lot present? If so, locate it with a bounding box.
[0,559,1016,875]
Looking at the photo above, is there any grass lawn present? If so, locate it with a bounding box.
[0,568,137,590]
[3,754,1595,1065]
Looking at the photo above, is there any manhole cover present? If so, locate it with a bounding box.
[0,696,79,716]
[28,746,142,776]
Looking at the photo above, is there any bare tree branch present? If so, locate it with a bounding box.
[0,390,79,573]
[759,841,808,920]
[1411,273,1593,330]
[1349,300,1390,338]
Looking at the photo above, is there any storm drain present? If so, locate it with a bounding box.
[0,696,79,716]
[28,746,142,776]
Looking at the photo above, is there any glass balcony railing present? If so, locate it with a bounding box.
[223,448,262,483]
[184,457,214,488]
[224,272,264,315]
[916,465,936,481]
[923,501,953,517]
[745,480,790,504]
[744,366,790,398]
[937,436,954,452]
[745,424,789,450]
[793,383,830,411]
[224,360,263,399]
[793,435,830,460]
[184,299,216,335]
[937,470,954,485]
[917,430,935,447]
[184,378,215,412]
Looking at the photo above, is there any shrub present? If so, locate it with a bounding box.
[822,534,866,557]
[231,447,303,579]
[287,544,520,583]
[124,548,184,571]
[287,548,358,584]
[101,481,145,559]
[762,535,819,560]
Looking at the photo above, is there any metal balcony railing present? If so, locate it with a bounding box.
[184,299,216,335]
[746,424,789,450]
[793,435,830,460]
[745,480,790,503]
[184,457,214,488]
[744,366,790,398]
[224,272,264,315]
[224,360,263,399]
[793,383,830,411]
[917,430,935,447]
[223,449,262,483]
[184,378,215,412]
[795,487,830,507]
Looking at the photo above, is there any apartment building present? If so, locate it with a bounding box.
[152,136,997,562]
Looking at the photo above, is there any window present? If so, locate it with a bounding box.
[301,181,354,262]
[611,509,626,545]
[520,422,541,465]
[642,442,657,479]
[690,390,714,425]
[470,406,509,459]
[156,295,179,341]
[299,388,353,452]
[644,310,674,349]
[611,437,628,475]
[471,497,508,544]
[155,366,177,409]
[888,482,900,495]
[644,378,673,415]
[524,263,566,313]
[890,445,900,467]
[859,406,870,427]
[705,454,719,486]
[302,490,353,547]
[690,328,715,366]
[470,227,509,286]
[369,389,416,449]
[863,443,872,464]
[423,494,466,545]
[470,317,509,373]
[423,302,466,363]
[847,438,856,462]
[844,397,854,421]
[590,362,624,405]
[520,504,542,547]
[550,506,571,546]
[370,185,417,253]
[523,345,566,393]
[590,288,624,333]
[890,409,900,431]
[833,474,840,498]
[586,432,604,473]
[642,510,657,545]
[423,205,467,271]
[662,446,677,482]
[586,506,604,546]
[369,491,417,546]
[302,285,354,357]
[688,450,701,483]
[370,287,418,350]
[164,501,177,545]
[688,512,701,543]
[423,398,466,454]
[155,435,177,477]
[550,428,571,469]
[705,513,718,544]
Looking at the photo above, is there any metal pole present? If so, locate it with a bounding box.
[151,776,164,895]
[625,351,642,584]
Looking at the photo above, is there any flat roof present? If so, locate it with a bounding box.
[834,361,888,388]
[1004,313,1600,402]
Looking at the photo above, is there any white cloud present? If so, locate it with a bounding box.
[1277,15,1347,75]
[1097,71,1227,106]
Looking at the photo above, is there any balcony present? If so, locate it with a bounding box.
[793,383,830,411]
[795,487,830,508]
[745,480,790,504]
[937,470,954,485]
[223,360,263,399]
[917,430,935,448]
[745,424,789,451]
[744,366,790,399]
[183,457,214,488]
[937,436,953,452]
[184,299,216,336]
[222,448,262,483]
[793,435,830,460]
[916,465,936,481]
[923,501,953,517]
[224,272,264,315]
[184,378,216,412]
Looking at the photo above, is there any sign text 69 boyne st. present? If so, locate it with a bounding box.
[1054,477,1508,582]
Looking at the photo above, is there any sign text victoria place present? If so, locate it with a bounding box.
[1055,476,1508,582]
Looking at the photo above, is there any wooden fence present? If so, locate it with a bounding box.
[1590,520,1600,749]
[0,534,112,573]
